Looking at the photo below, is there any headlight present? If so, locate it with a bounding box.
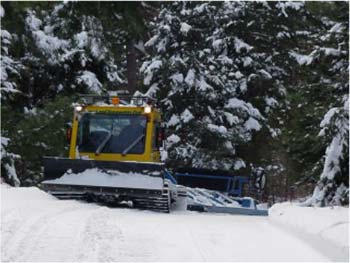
[75,105,83,112]
[144,105,152,114]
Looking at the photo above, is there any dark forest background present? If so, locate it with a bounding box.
[1,1,348,206]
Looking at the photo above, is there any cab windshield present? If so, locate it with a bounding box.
[78,113,147,154]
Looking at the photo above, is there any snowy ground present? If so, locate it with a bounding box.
[1,184,348,262]
[270,202,349,262]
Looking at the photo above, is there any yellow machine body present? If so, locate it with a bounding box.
[68,104,161,163]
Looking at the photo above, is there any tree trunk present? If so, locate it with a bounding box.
[127,38,137,95]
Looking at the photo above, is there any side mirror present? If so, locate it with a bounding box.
[66,123,72,143]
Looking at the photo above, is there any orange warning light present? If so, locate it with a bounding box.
[111,97,120,105]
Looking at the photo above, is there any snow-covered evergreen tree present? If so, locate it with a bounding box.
[141,2,312,173]
[309,97,349,206]
[299,2,349,206]
[0,4,23,98]
[1,4,23,185]
[21,3,126,101]
[1,2,128,184]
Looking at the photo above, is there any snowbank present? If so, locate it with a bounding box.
[1,184,56,209]
[269,202,349,261]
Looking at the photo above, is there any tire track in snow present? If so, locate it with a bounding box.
[76,206,125,262]
[2,204,75,261]
[76,208,158,261]
[187,228,206,261]
[2,202,84,262]
[1,209,22,246]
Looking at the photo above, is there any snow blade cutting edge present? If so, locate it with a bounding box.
[41,157,171,212]
[188,204,268,216]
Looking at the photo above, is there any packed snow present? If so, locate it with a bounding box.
[233,159,246,170]
[244,117,262,131]
[1,184,337,262]
[169,73,184,83]
[224,112,239,125]
[307,96,349,206]
[166,134,181,146]
[319,134,343,180]
[167,114,180,127]
[180,109,194,123]
[225,98,262,120]
[207,124,227,134]
[1,136,10,156]
[321,47,341,57]
[198,76,213,91]
[42,168,164,190]
[180,22,192,35]
[145,34,158,47]
[234,37,253,53]
[74,31,88,48]
[276,2,303,17]
[25,11,69,58]
[329,23,344,33]
[0,5,4,18]
[212,39,224,51]
[242,56,253,67]
[185,69,195,87]
[1,137,20,187]
[289,51,314,65]
[270,202,349,261]
[76,71,103,94]
[141,60,162,85]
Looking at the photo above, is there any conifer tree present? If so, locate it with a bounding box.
[141,2,312,174]
[0,2,127,183]
[299,2,349,206]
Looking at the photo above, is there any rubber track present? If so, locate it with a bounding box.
[133,183,170,213]
[47,186,171,213]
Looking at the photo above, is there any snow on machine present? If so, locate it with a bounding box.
[41,93,268,216]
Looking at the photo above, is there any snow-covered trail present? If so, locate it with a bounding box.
[1,185,329,262]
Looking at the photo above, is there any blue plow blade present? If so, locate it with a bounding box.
[165,170,268,216]
[185,188,269,216]
[187,204,269,216]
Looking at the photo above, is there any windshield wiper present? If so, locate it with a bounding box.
[122,134,145,156]
[95,132,112,155]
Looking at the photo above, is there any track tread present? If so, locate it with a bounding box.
[46,184,172,213]
[133,184,171,213]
